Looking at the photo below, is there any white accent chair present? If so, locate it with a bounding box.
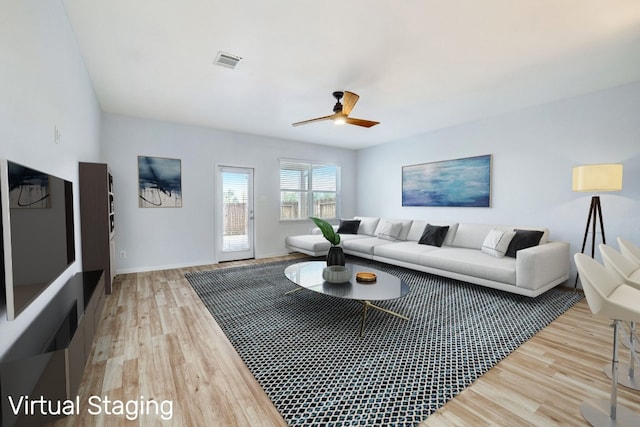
[600,244,640,290]
[574,253,640,426]
[599,244,640,391]
[618,237,640,265]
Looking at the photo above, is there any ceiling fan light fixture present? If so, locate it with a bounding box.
[291,90,379,128]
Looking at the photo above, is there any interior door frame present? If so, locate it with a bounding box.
[215,165,255,262]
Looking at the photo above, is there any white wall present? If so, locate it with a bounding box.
[101,114,358,273]
[357,82,640,282]
[0,0,102,357]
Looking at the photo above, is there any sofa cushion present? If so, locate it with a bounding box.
[418,224,450,247]
[505,229,544,258]
[285,234,331,253]
[419,248,517,285]
[338,234,370,242]
[286,233,368,254]
[376,221,403,241]
[342,237,396,255]
[452,223,547,250]
[354,216,380,236]
[337,219,360,234]
[481,229,516,258]
[374,241,441,265]
[407,220,459,245]
[451,223,498,249]
[374,218,413,241]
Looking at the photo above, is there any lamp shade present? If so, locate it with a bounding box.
[572,163,623,192]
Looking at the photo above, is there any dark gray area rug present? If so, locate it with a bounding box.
[185,257,583,426]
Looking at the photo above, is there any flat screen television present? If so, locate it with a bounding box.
[0,159,75,320]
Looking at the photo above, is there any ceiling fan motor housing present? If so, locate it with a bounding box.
[332,91,344,113]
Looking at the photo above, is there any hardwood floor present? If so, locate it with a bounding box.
[53,255,640,426]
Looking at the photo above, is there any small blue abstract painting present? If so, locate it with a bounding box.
[138,156,182,208]
[402,155,491,207]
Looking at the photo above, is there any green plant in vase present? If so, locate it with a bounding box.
[310,217,346,266]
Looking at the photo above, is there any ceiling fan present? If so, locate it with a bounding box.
[292,91,380,128]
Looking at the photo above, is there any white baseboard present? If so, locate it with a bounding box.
[115,252,294,275]
[116,259,217,275]
[255,251,291,259]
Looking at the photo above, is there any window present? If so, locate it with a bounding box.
[280,160,340,221]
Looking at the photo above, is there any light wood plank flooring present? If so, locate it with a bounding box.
[53,255,640,426]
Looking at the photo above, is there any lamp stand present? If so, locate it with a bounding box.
[575,195,606,287]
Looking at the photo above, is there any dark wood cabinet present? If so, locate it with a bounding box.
[0,271,105,427]
[79,162,115,294]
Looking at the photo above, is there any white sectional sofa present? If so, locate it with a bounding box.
[285,216,570,297]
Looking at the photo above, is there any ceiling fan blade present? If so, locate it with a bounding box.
[292,114,337,127]
[345,117,380,128]
[341,91,359,116]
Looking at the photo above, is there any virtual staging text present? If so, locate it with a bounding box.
[7,395,174,421]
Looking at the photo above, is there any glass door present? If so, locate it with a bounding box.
[216,166,254,262]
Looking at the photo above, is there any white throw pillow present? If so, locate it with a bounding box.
[377,221,403,241]
[354,216,380,236]
[481,229,516,258]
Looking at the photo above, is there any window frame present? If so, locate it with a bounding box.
[279,158,341,222]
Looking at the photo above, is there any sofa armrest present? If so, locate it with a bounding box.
[516,241,570,291]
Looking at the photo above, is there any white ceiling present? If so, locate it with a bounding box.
[62,0,640,150]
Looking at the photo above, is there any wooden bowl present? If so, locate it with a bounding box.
[356,272,377,283]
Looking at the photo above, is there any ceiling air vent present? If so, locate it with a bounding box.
[214,51,242,69]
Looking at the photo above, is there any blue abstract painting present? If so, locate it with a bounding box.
[402,155,491,207]
[138,156,182,208]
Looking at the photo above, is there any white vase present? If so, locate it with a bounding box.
[322,266,352,283]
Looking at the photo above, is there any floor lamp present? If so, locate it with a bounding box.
[572,163,623,287]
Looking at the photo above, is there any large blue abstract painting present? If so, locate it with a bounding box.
[402,155,491,207]
[138,156,183,208]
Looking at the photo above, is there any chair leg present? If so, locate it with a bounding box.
[604,322,640,391]
[612,321,620,419]
[580,320,640,426]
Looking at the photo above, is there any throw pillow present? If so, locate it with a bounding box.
[418,224,450,247]
[336,219,361,234]
[505,229,544,258]
[354,217,380,236]
[481,229,516,258]
[377,221,403,241]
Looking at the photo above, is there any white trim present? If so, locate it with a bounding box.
[279,158,341,221]
[116,259,217,274]
[215,165,255,262]
[0,159,16,320]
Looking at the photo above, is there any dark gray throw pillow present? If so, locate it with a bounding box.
[418,224,450,247]
[337,219,361,234]
[505,229,544,258]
